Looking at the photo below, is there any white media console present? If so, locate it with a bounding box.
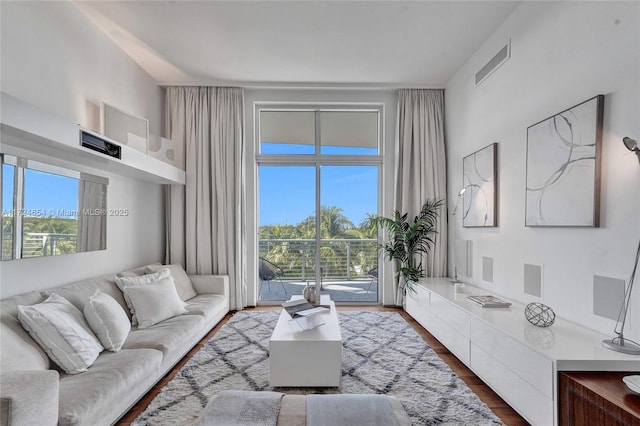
[405,278,639,426]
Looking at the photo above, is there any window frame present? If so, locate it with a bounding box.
[254,103,384,304]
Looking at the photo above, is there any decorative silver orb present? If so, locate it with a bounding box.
[525,302,556,327]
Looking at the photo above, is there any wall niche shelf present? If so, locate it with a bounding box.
[0,92,185,185]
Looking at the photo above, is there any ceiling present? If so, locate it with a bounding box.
[74,1,520,88]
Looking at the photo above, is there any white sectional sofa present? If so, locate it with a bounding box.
[0,264,230,426]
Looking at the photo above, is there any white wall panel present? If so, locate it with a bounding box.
[445,1,640,341]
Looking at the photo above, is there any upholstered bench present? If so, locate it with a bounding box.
[195,390,411,426]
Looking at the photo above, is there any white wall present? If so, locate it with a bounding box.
[0,1,165,297]
[0,1,163,136]
[244,88,398,306]
[445,1,640,340]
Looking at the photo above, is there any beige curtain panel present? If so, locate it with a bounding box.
[77,180,106,252]
[164,86,247,310]
[394,89,448,305]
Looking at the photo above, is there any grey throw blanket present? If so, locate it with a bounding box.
[195,391,284,426]
[307,394,399,426]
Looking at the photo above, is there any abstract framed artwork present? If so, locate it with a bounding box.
[525,95,603,227]
[463,143,498,227]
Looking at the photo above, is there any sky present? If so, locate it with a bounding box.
[2,165,78,218]
[259,143,378,227]
[259,165,378,227]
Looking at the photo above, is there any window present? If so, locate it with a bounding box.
[21,168,79,258]
[256,106,382,303]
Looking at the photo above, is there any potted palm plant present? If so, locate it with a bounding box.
[371,199,443,302]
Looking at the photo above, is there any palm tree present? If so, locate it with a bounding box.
[356,213,379,239]
[260,206,380,280]
[298,206,356,277]
[258,222,299,240]
[302,206,355,239]
[320,206,354,239]
[258,223,304,275]
[21,216,78,256]
[336,214,378,276]
[2,216,14,260]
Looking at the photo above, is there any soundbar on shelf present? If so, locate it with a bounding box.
[80,129,121,159]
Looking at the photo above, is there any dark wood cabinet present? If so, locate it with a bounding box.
[560,372,640,426]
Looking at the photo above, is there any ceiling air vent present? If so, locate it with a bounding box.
[475,40,510,86]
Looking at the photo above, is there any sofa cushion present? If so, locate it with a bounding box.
[1,370,59,426]
[43,274,130,321]
[185,294,229,323]
[17,294,104,374]
[0,292,50,371]
[58,348,162,426]
[84,292,131,351]
[123,278,187,329]
[123,315,205,368]
[146,264,197,301]
[115,269,172,325]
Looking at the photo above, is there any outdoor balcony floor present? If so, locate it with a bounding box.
[259,279,378,303]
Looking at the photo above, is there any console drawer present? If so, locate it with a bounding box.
[471,343,553,426]
[411,284,430,307]
[427,310,470,365]
[471,317,553,399]
[406,287,431,330]
[430,293,470,338]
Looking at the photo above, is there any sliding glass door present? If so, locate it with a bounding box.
[258,165,316,300]
[318,165,378,302]
[257,107,381,303]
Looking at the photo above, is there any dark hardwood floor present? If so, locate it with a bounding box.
[118,305,529,425]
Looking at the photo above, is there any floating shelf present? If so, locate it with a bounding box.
[0,92,185,185]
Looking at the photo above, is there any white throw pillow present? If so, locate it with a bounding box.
[123,277,187,329]
[84,291,131,352]
[115,269,171,325]
[145,264,197,301]
[17,293,104,374]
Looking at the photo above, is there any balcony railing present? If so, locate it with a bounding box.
[24,233,77,257]
[259,238,378,281]
[2,232,77,259]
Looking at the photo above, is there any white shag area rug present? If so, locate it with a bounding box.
[134,311,503,425]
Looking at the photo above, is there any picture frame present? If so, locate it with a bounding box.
[102,103,149,154]
[525,95,603,227]
[463,143,498,227]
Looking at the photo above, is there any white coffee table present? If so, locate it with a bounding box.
[269,295,342,387]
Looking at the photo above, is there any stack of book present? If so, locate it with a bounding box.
[282,299,330,330]
[467,295,512,308]
[282,299,329,317]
